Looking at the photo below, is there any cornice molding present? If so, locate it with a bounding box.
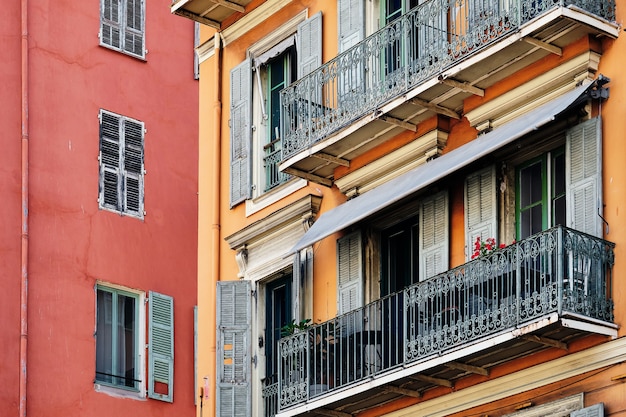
[221,0,293,47]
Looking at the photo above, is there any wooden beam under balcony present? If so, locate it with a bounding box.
[173,9,220,28]
[312,152,350,167]
[283,167,333,187]
[521,334,568,350]
[384,385,422,398]
[316,409,353,417]
[522,36,562,56]
[411,374,454,388]
[212,0,245,12]
[438,77,485,97]
[378,115,418,132]
[446,361,489,376]
[409,98,461,120]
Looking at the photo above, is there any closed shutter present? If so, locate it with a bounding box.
[148,291,174,402]
[123,118,144,216]
[101,0,122,49]
[123,0,145,57]
[99,111,122,211]
[297,12,322,78]
[229,59,252,207]
[571,403,604,417]
[337,231,363,314]
[566,117,602,237]
[216,281,251,417]
[465,166,497,260]
[420,191,449,280]
[338,0,364,52]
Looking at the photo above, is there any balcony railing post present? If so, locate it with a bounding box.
[556,226,564,315]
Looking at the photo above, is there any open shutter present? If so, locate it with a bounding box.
[122,118,144,217]
[566,117,602,237]
[229,59,252,207]
[571,403,604,417]
[101,0,122,49]
[465,166,497,260]
[216,281,251,417]
[99,111,122,211]
[338,0,364,52]
[148,291,174,402]
[337,231,363,315]
[123,0,145,57]
[420,191,449,280]
[297,12,322,78]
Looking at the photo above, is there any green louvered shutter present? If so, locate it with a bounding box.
[122,118,144,217]
[566,117,602,237]
[229,59,252,207]
[216,281,251,417]
[420,191,449,280]
[101,0,122,49]
[123,0,145,58]
[571,403,604,417]
[148,291,174,402]
[99,111,122,211]
[465,166,497,260]
[297,12,322,78]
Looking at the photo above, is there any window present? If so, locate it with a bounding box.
[95,285,174,401]
[264,275,293,384]
[98,110,145,219]
[229,12,322,207]
[100,0,145,58]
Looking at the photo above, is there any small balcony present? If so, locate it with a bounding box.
[267,226,615,416]
[279,0,617,185]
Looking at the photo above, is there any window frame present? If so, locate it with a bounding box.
[98,109,145,219]
[99,0,146,59]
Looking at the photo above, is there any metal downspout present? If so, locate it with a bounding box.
[20,0,29,414]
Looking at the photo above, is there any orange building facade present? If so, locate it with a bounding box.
[1,1,198,416]
[174,0,626,416]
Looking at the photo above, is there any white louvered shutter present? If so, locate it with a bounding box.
[420,191,449,280]
[571,403,604,417]
[229,59,252,207]
[122,118,144,217]
[338,0,364,53]
[216,280,251,417]
[465,166,497,260]
[123,0,145,57]
[99,111,122,211]
[566,117,602,237]
[148,292,174,402]
[297,12,322,78]
[101,0,122,49]
[337,231,363,315]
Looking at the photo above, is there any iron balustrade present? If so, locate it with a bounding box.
[280,0,615,161]
[276,226,614,411]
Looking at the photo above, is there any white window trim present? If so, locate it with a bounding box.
[94,282,146,400]
[248,10,308,203]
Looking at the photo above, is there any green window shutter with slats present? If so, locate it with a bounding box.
[229,59,252,207]
[148,291,174,402]
[337,231,363,315]
[216,280,251,417]
[101,0,122,49]
[465,166,497,260]
[566,117,602,237]
[297,12,322,78]
[571,403,604,417]
[420,191,449,280]
[338,0,364,52]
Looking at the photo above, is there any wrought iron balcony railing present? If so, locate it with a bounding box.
[280,0,615,162]
[275,226,614,412]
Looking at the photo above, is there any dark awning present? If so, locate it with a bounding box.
[290,81,598,254]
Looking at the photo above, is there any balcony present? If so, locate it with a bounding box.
[267,226,615,416]
[279,0,617,186]
[171,0,251,29]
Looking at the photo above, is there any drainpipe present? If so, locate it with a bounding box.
[19,0,29,414]
[209,32,223,415]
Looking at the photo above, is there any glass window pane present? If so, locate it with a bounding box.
[116,294,136,388]
[96,289,113,384]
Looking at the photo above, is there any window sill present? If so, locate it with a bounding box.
[95,382,146,400]
[246,178,307,217]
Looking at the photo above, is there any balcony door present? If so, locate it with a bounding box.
[264,275,293,384]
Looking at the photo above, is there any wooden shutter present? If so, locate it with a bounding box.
[122,118,144,217]
[123,0,145,57]
[465,166,497,260]
[337,231,363,315]
[338,0,364,53]
[566,117,602,237]
[216,280,251,417]
[101,0,121,49]
[571,403,604,417]
[297,12,322,78]
[99,111,122,211]
[148,291,174,402]
[229,59,252,207]
[420,191,449,280]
